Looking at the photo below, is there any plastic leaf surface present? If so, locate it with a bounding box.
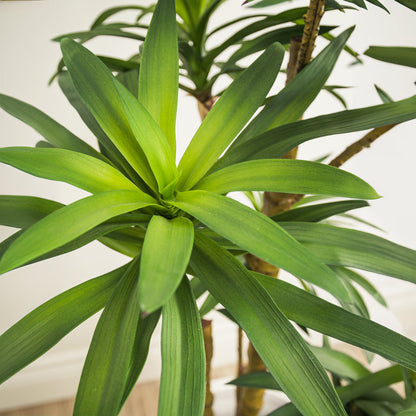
[174,190,350,301]
[191,233,347,416]
[158,278,205,416]
[138,216,194,313]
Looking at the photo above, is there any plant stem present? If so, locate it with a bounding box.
[237,4,325,415]
[329,124,396,168]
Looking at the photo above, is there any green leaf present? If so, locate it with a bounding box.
[271,200,369,223]
[0,195,63,228]
[53,27,145,43]
[139,0,178,153]
[0,190,157,275]
[74,257,141,416]
[255,272,416,371]
[114,81,179,199]
[119,310,161,409]
[159,277,205,416]
[199,293,218,317]
[195,159,379,199]
[177,43,285,190]
[60,38,158,192]
[228,371,281,390]
[0,94,104,160]
[279,222,416,284]
[365,46,416,68]
[394,0,416,11]
[309,346,370,380]
[225,27,354,150]
[91,5,151,28]
[0,265,126,384]
[0,147,139,194]
[375,84,394,104]
[331,266,388,307]
[191,233,347,416]
[138,216,194,313]
[57,72,146,188]
[218,94,416,167]
[174,190,350,301]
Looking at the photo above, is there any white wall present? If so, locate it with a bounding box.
[0,0,415,410]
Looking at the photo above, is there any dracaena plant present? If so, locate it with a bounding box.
[1,0,416,415]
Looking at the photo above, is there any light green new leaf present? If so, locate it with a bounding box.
[74,257,141,416]
[174,190,350,301]
[255,272,416,371]
[195,159,379,199]
[0,195,63,228]
[365,46,416,68]
[218,94,416,168]
[191,233,347,416]
[0,94,104,160]
[0,264,126,384]
[229,27,353,150]
[138,216,194,313]
[114,81,179,199]
[0,147,138,194]
[177,43,285,190]
[279,222,416,284]
[60,39,158,191]
[159,277,205,416]
[0,190,157,275]
[308,346,369,380]
[271,200,369,223]
[139,0,178,153]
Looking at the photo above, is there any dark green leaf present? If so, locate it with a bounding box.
[365,46,416,68]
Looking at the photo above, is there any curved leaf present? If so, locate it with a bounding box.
[271,200,369,223]
[255,272,416,371]
[191,233,347,416]
[218,94,416,168]
[174,190,350,302]
[177,43,285,190]
[0,264,127,384]
[195,159,379,200]
[159,277,205,416]
[0,190,157,275]
[53,27,145,43]
[280,222,416,283]
[139,0,178,152]
[74,257,141,416]
[60,39,158,191]
[0,94,104,160]
[91,5,151,28]
[365,46,416,68]
[138,216,194,313]
[0,195,63,228]
[0,147,138,194]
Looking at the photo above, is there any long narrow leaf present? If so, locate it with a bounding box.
[195,159,379,200]
[0,195,63,228]
[218,94,416,168]
[139,0,178,152]
[0,94,104,160]
[177,43,285,190]
[0,190,157,275]
[138,216,194,313]
[0,264,127,384]
[365,46,416,68]
[0,147,138,194]
[227,27,353,150]
[255,272,416,371]
[191,233,347,416]
[271,200,369,223]
[159,277,205,416]
[60,39,158,191]
[74,257,141,416]
[174,190,350,301]
[280,222,416,284]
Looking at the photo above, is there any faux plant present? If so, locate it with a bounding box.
[1,0,416,415]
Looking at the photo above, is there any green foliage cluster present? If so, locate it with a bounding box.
[0,0,416,415]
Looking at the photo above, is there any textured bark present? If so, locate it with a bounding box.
[329,124,396,168]
[203,319,214,416]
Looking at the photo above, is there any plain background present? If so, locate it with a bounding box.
[0,0,415,410]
